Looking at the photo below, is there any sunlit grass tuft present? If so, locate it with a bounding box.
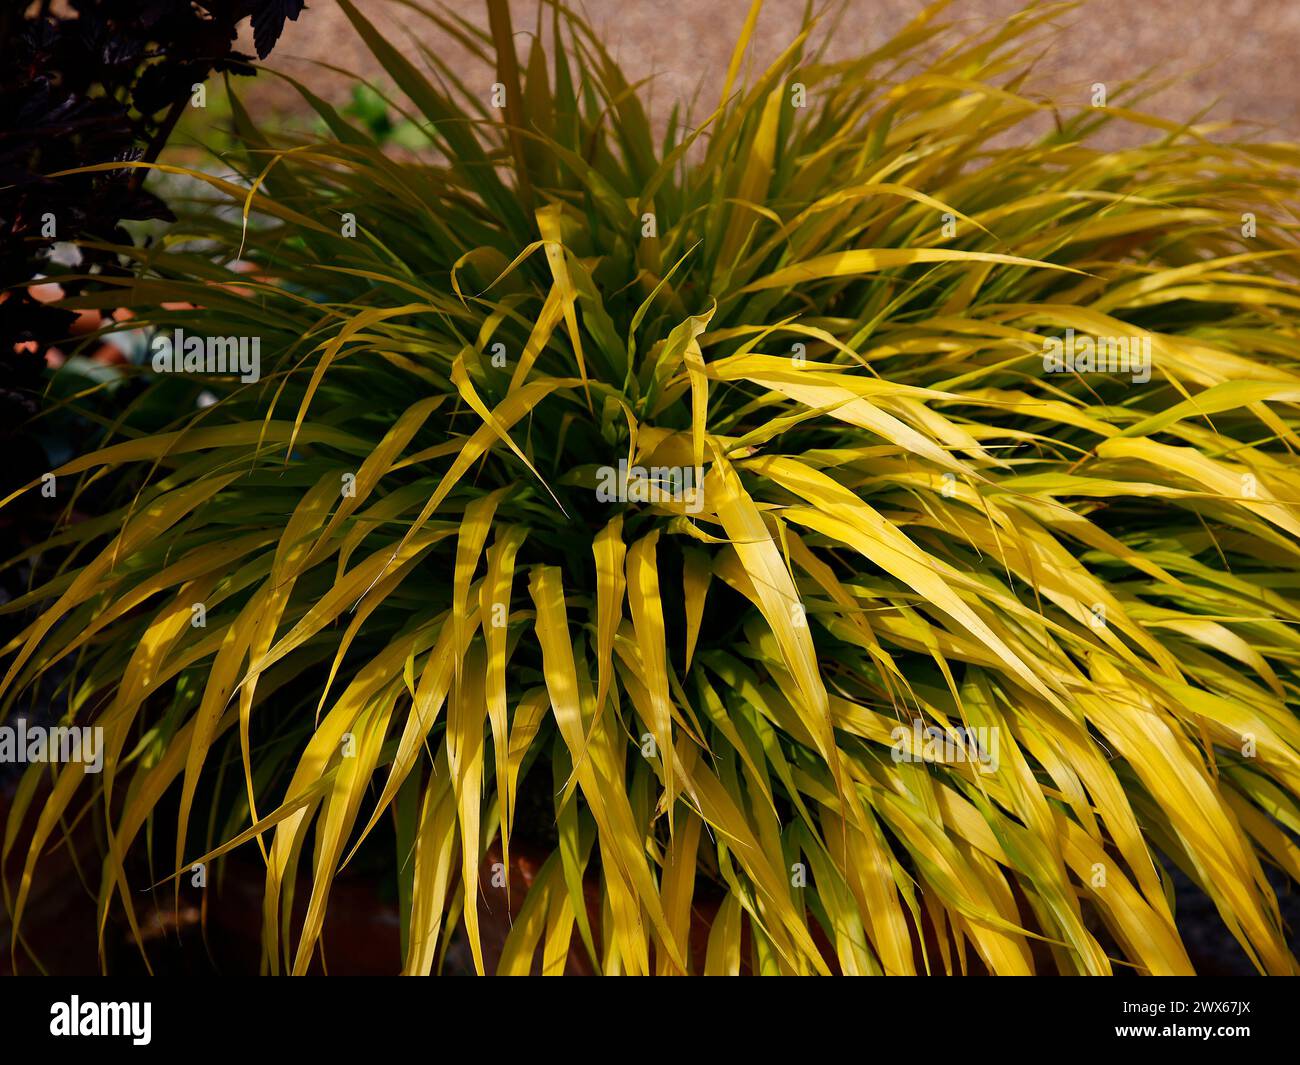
[6,0,1300,974]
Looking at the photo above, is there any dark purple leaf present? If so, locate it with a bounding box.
[251,0,306,60]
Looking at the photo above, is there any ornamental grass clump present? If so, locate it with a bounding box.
[5,0,1300,975]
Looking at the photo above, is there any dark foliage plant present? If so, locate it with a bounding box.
[2,0,305,351]
[0,0,305,611]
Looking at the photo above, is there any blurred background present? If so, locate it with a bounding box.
[235,0,1300,137]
